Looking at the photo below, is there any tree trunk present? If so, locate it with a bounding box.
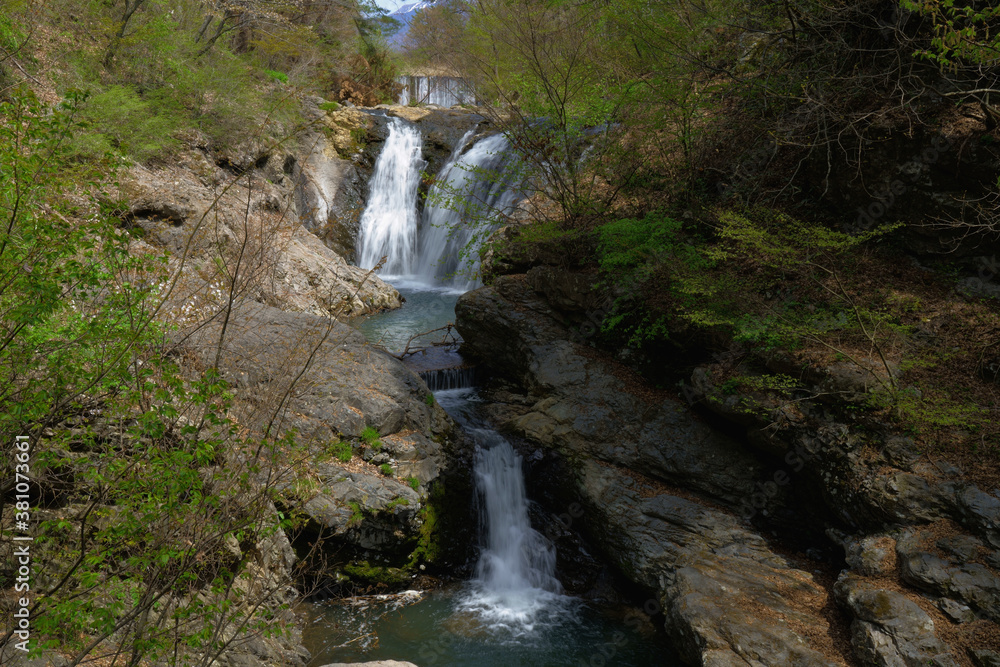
[103,0,149,68]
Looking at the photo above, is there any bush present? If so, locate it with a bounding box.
[330,440,353,463]
[263,68,288,84]
[380,463,394,476]
[361,426,383,450]
[69,85,180,163]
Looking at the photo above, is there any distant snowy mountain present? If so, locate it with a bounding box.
[387,0,437,46]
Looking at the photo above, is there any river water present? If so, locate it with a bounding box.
[301,112,679,666]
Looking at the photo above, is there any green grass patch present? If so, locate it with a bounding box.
[263,68,288,84]
[328,440,352,463]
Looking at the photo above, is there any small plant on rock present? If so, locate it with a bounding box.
[380,463,394,476]
[361,426,383,450]
[330,440,352,463]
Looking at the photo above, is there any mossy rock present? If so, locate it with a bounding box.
[343,560,409,587]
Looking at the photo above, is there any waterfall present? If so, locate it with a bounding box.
[419,366,479,391]
[459,430,566,633]
[355,114,522,290]
[357,117,425,275]
[416,132,522,290]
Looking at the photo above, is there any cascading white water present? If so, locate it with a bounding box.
[458,429,568,634]
[357,117,426,275]
[417,132,522,290]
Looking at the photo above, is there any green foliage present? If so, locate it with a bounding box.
[0,87,164,437]
[1,86,300,661]
[380,463,394,476]
[70,85,180,162]
[424,393,435,406]
[329,440,353,463]
[407,476,420,491]
[899,0,1000,67]
[318,100,341,112]
[595,211,711,346]
[361,426,383,450]
[598,213,705,280]
[263,68,289,84]
[0,12,24,53]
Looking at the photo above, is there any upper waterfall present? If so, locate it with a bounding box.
[417,132,522,291]
[356,117,425,276]
[355,115,522,292]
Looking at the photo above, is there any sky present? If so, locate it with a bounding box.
[373,0,404,12]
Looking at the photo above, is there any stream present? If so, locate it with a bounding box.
[301,384,679,666]
[301,112,680,666]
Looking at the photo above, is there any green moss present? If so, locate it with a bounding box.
[342,561,408,587]
[407,486,442,567]
[385,497,410,510]
[347,501,363,526]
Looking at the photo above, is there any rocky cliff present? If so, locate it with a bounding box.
[456,270,1000,667]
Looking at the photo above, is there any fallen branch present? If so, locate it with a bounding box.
[393,324,460,359]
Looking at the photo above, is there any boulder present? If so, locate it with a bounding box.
[179,301,462,560]
[835,574,960,667]
[579,460,845,666]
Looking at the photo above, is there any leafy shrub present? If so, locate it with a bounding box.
[263,68,288,84]
[330,440,353,463]
[69,85,180,163]
[361,426,384,451]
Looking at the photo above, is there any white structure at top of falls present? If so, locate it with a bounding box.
[397,75,476,107]
[357,117,426,276]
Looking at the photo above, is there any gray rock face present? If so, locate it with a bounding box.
[834,575,960,667]
[125,127,401,319]
[579,460,843,667]
[693,362,1000,544]
[456,276,764,508]
[896,530,1000,622]
[455,277,847,665]
[181,301,457,556]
